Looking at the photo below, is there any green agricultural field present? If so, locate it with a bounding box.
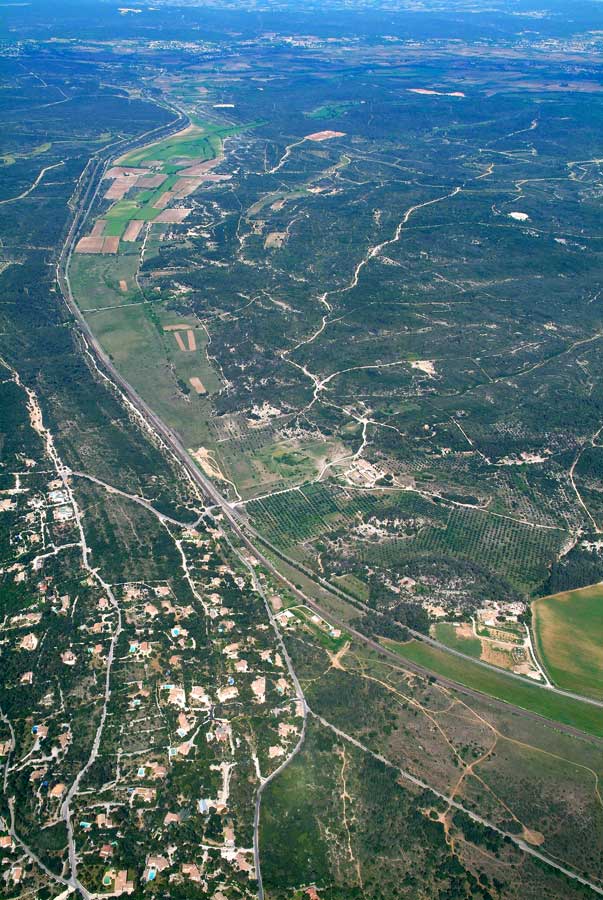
[475,619,524,643]
[157,307,222,396]
[117,120,254,170]
[103,198,162,238]
[532,584,603,701]
[384,638,603,738]
[432,622,482,659]
[101,175,182,238]
[117,124,217,167]
[84,124,237,253]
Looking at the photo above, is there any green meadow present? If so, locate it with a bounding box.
[532,583,603,701]
[384,638,603,738]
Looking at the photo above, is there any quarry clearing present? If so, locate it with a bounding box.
[410,359,436,377]
[408,88,465,98]
[189,446,227,481]
[306,130,346,141]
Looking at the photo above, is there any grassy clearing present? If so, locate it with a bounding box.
[432,622,482,659]
[83,303,219,448]
[331,573,370,602]
[305,101,358,120]
[247,189,308,218]
[117,123,212,167]
[384,638,603,738]
[70,253,142,311]
[532,583,603,701]
[0,142,52,166]
[117,120,255,170]
[292,607,348,652]
[218,434,342,502]
[260,546,361,625]
[249,441,325,492]
[157,309,222,397]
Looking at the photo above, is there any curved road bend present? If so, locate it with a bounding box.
[56,103,603,757]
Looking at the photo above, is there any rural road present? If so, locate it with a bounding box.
[254,528,603,709]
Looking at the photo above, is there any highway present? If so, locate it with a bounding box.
[55,97,603,752]
[49,91,603,900]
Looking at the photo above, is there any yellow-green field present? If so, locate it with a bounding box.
[0,142,52,166]
[116,119,255,171]
[70,119,236,450]
[330,573,370,602]
[532,583,603,701]
[432,622,482,659]
[214,432,347,502]
[384,638,603,738]
[116,122,220,169]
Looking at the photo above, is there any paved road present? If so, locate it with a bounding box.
[414,627,603,709]
[239,554,308,900]
[70,469,203,529]
[253,529,603,709]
